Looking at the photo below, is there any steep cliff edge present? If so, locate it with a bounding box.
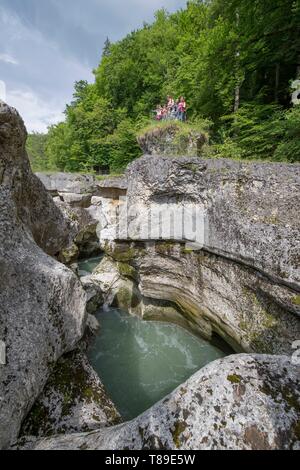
[0,102,87,449]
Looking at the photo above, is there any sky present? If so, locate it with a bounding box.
[0,0,186,132]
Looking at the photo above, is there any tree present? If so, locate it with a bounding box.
[103,37,112,57]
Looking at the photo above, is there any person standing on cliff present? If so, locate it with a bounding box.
[167,96,175,119]
[178,96,187,122]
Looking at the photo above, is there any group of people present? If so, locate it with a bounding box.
[155,96,187,122]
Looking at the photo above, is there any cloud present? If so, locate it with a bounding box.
[0,53,19,65]
[5,87,65,133]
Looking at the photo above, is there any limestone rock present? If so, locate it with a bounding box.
[36,173,129,262]
[81,277,104,314]
[58,192,92,209]
[0,101,87,449]
[86,314,101,335]
[19,351,121,438]
[55,200,101,262]
[137,123,208,157]
[36,172,98,196]
[120,241,300,355]
[14,354,300,450]
[126,156,300,288]
[97,176,128,192]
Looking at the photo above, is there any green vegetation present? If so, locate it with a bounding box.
[26,133,49,172]
[27,1,300,172]
[136,119,211,141]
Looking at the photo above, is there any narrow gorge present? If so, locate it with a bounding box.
[0,101,300,450]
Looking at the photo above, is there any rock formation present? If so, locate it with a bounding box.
[95,155,300,355]
[36,173,128,264]
[137,123,208,157]
[0,102,87,449]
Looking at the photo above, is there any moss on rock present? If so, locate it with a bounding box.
[227,374,242,384]
[20,351,121,438]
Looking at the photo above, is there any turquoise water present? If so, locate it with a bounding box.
[88,308,229,421]
[78,256,103,277]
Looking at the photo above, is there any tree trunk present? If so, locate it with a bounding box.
[234,11,241,113]
[234,83,240,113]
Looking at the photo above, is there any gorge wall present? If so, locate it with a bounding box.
[91,155,300,355]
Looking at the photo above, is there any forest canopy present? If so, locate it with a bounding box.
[28,0,300,173]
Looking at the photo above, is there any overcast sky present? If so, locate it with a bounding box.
[0,0,186,132]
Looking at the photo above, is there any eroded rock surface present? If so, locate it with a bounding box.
[126,156,300,288]
[0,101,86,449]
[14,354,300,450]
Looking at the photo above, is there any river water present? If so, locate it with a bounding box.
[78,256,103,277]
[88,308,229,421]
[79,255,230,420]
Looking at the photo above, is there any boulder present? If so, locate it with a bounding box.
[19,351,121,438]
[55,200,101,262]
[81,277,104,314]
[0,101,86,449]
[14,354,300,450]
[58,192,92,209]
[85,257,139,311]
[35,173,129,263]
[97,176,128,192]
[137,123,208,157]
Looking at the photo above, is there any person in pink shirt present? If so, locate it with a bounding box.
[177,96,187,121]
